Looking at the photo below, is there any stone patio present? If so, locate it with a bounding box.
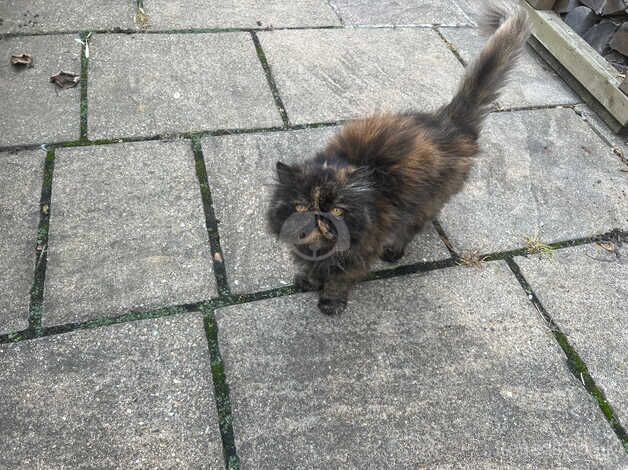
[0,0,626,468]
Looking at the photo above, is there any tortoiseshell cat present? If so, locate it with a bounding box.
[268,4,530,315]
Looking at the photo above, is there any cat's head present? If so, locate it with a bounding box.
[267,154,376,261]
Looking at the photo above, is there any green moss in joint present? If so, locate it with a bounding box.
[203,311,240,469]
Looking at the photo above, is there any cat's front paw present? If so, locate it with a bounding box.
[318,297,347,315]
[294,273,321,291]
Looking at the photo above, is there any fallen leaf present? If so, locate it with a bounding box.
[213,252,223,263]
[596,241,616,253]
[10,53,33,67]
[50,71,80,89]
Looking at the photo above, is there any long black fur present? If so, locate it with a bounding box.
[267,3,531,315]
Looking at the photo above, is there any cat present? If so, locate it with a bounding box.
[267,3,531,315]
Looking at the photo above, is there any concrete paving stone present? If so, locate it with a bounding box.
[0,315,224,469]
[329,0,470,26]
[575,104,628,161]
[202,128,449,294]
[440,27,580,109]
[44,140,215,325]
[517,244,628,425]
[0,0,135,33]
[88,33,282,140]
[452,0,485,20]
[439,108,627,254]
[216,262,626,468]
[143,0,340,29]
[0,35,80,146]
[258,28,464,124]
[0,150,44,334]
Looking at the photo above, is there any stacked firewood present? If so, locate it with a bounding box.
[554,0,627,73]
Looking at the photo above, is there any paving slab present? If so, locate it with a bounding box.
[452,0,484,20]
[88,33,282,140]
[0,0,134,33]
[0,35,80,146]
[44,140,215,325]
[575,104,628,161]
[258,28,464,124]
[143,0,340,29]
[216,262,626,468]
[202,128,449,294]
[517,243,628,425]
[0,314,223,469]
[0,150,44,334]
[439,108,627,254]
[329,0,470,25]
[440,27,579,109]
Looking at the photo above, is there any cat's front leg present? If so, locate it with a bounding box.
[318,277,353,315]
[294,271,322,292]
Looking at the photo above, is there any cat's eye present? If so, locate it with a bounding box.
[330,207,344,218]
[295,204,309,212]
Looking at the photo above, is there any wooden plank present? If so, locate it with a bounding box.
[522,1,628,129]
[528,36,625,134]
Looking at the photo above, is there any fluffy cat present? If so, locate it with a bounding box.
[267,4,531,315]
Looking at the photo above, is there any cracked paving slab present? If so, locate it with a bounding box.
[216,262,626,468]
[44,140,216,325]
[517,243,628,426]
[142,0,341,29]
[258,28,464,124]
[439,27,580,109]
[0,0,135,34]
[0,314,223,468]
[0,150,44,334]
[452,0,486,21]
[0,35,80,146]
[329,0,471,26]
[88,32,282,140]
[438,108,627,254]
[575,104,628,160]
[202,128,449,294]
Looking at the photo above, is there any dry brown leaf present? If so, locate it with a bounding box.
[10,53,33,67]
[50,71,80,89]
[596,241,616,253]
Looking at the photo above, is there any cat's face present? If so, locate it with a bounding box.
[267,156,376,261]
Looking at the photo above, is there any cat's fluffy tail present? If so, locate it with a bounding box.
[437,2,530,132]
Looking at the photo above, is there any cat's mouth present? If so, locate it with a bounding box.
[294,217,337,257]
[279,211,350,261]
[297,217,337,244]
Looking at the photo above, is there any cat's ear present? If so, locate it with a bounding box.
[276,161,296,184]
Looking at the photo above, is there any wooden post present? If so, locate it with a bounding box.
[526,0,557,9]
[620,76,628,96]
[522,2,628,132]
